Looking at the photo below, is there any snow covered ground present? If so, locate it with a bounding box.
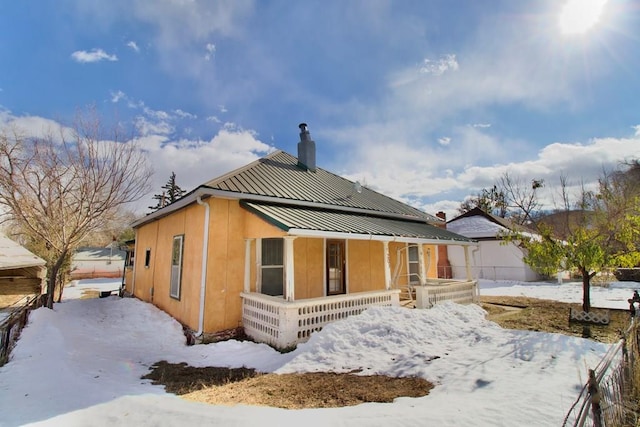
[0,278,638,427]
[63,278,123,300]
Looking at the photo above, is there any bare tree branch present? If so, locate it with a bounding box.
[0,110,152,307]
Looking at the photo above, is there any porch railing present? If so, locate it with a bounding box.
[414,279,478,309]
[241,289,400,349]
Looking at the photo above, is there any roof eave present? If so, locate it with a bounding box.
[287,228,478,246]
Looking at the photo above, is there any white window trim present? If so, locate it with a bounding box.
[324,239,348,296]
[170,235,184,300]
[258,237,285,297]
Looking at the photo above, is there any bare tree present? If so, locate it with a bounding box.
[457,185,508,217]
[497,172,544,225]
[0,111,152,308]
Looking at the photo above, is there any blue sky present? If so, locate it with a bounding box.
[1,0,639,217]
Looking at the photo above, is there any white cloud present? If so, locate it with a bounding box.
[126,41,140,52]
[135,116,174,136]
[71,48,118,63]
[71,1,252,79]
[472,123,491,128]
[137,128,273,210]
[332,122,640,217]
[438,137,451,146]
[0,109,72,142]
[142,107,170,121]
[174,109,197,119]
[206,116,221,123]
[419,54,459,76]
[204,43,216,61]
[110,90,126,103]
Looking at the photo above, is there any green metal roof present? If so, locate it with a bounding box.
[204,150,439,223]
[133,148,473,245]
[242,202,474,244]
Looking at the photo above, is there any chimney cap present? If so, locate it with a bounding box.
[299,123,308,132]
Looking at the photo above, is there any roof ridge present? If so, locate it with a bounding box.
[203,149,283,188]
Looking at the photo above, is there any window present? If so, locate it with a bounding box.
[170,235,184,299]
[408,245,420,285]
[261,238,284,296]
[144,249,151,268]
[126,250,135,268]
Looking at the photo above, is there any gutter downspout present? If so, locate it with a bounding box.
[195,195,210,338]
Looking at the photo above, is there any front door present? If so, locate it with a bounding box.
[326,240,346,295]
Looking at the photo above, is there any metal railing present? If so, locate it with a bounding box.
[0,294,44,366]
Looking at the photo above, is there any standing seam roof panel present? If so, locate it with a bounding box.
[242,202,472,242]
[205,151,437,221]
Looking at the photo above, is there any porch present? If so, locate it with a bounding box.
[241,289,400,349]
[241,278,478,349]
[412,279,479,308]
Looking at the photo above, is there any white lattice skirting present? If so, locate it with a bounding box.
[241,290,400,349]
[569,308,610,325]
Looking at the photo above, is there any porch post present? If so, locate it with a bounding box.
[418,244,426,285]
[464,245,472,281]
[284,236,297,301]
[244,239,253,293]
[383,241,391,290]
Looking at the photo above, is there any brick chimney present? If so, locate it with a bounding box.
[435,211,452,279]
[297,123,316,172]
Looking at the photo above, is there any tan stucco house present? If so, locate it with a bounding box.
[128,124,478,349]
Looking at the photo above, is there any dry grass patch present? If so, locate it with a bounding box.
[184,372,432,409]
[480,296,629,344]
[143,361,432,409]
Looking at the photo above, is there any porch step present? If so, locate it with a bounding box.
[398,286,414,303]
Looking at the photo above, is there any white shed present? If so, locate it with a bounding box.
[446,208,543,282]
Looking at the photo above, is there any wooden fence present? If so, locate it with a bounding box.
[562,316,640,426]
[0,294,44,366]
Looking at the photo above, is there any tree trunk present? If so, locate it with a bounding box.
[581,266,591,313]
[56,273,64,303]
[56,268,68,303]
[46,250,68,309]
[46,266,58,309]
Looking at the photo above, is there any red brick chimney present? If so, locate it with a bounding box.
[435,211,452,279]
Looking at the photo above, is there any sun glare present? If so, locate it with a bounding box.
[559,0,608,35]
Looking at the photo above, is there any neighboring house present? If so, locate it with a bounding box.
[446,207,544,282]
[71,246,126,280]
[0,234,46,311]
[129,124,478,349]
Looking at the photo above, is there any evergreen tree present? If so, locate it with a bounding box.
[149,172,186,211]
